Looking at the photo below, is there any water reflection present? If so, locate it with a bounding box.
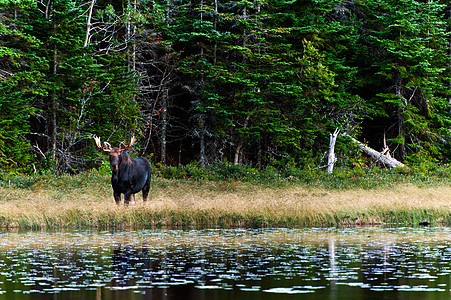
[0,227,450,299]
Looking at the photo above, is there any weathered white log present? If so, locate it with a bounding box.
[342,133,406,169]
[327,128,340,174]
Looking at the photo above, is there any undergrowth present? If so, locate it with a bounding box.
[0,162,450,191]
[156,162,451,189]
[0,163,449,229]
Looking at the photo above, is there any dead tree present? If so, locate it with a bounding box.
[327,128,340,174]
[342,133,406,169]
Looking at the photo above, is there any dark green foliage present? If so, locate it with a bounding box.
[360,0,450,161]
[0,0,449,175]
[0,5,43,172]
[156,162,451,189]
[0,0,141,173]
[3,163,449,192]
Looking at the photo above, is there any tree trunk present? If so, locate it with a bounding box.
[394,70,406,160]
[327,128,339,174]
[342,133,406,169]
[199,119,206,166]
[234,142,243,165]
[213,0,218,65]
[126,0,136,74]
[234,114,251,165]
[161,88,168,165]
[51,25,58,161]
[84,0,96,47]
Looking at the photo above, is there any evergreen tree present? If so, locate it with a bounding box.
[0,0,44,172]
[1,0,141,172]
[1,0,450,173]
[363,0,450,161]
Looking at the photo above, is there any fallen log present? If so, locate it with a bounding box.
[342,133,406,169]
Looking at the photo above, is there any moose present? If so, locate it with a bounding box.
[94,136,152,205]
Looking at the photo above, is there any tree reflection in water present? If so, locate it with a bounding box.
[0,227,449,299]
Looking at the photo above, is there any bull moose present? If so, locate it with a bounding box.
[94,136,152,205]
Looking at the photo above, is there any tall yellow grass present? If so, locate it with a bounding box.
[0,176,450,228]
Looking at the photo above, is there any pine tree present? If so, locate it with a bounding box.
[364,0,450,161]
[1,0,141,172]
[0,1,44,172]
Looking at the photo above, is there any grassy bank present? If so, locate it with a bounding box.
[0,164,450,229]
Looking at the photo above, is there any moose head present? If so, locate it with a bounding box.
[94,136,136,172]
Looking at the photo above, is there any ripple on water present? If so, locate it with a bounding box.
[0,227,449,298]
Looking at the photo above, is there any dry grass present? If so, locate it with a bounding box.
[0,174,450,228]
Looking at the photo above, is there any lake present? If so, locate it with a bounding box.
[0,226,450,299]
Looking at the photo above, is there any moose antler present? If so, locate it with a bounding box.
[94,136,112,152]
[120,136,136,151]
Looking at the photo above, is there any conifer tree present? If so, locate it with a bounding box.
[364,0,450,161]
[1,0,140,172]
[0,1,44,172]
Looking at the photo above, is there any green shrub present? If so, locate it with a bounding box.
[96,161,112,177]
[159,165,188,179]
[206,162,259,181]
[183,162,213,180]
[0,174,39,189]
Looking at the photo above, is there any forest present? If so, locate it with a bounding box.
[0,0,450,174]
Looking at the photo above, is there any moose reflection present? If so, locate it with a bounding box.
[94,136,152,205]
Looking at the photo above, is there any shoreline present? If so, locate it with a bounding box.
[0,175,450,229]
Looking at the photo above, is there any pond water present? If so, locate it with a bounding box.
[0,227,450,299]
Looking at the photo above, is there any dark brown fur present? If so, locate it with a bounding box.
[95,136,152,205]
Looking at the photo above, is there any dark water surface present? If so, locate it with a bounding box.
[0,226,451,299]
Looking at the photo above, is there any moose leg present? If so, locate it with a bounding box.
[142,172,151,202]
[142,184,150,202]
[124,191,133,206]
[113,191,121,205]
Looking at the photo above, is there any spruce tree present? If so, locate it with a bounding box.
[364,0,450,161]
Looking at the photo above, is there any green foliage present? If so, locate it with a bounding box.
[0,13,43,173]
[0,0,450,175]
[95,161,112,177]
[363,0,450,160]
[155,160,451,189]
[3,163,449,193]
[0,0,141,173]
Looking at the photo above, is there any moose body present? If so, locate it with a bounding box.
[95,136,151,205]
